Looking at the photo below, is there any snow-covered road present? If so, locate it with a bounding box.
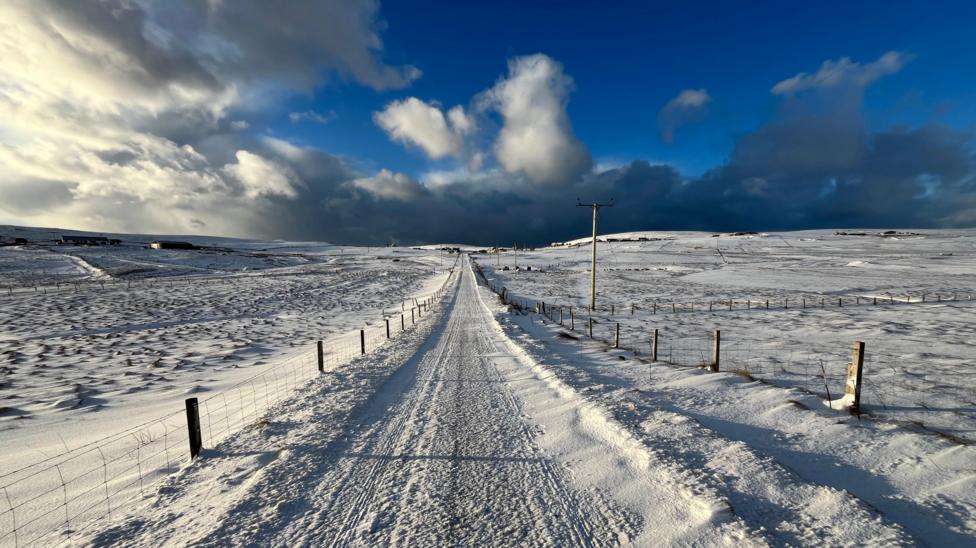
[290,259,642,546]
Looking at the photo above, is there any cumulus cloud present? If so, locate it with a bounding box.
[0,0,417,236]
[480,54,592,186]
[658,88,712,143]
[223,151,300,199]
[772,51,911,96]
[374,98,471,159]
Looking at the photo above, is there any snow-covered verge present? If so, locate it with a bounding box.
[478,281,976,544]
[474,229,976,442]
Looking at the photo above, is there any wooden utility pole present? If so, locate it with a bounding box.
[577,199,613,310]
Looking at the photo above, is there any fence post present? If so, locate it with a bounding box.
[846,341,865,414]
[559,307,564,325]
[653,302,657,314]
[185,398,203,459]
[570,307,575,330]
[360,329,366,355]
[317,340,324,372]
[401,313,405,330]
[729,300,733,311]
[671,303,676,313]
[412,308,415,324]
[386,318,390,339]
[765,300,769,309]
[588,317,593,338]
[652,328,659,361]
[838,297,842,307]
[784,298,788,309]
[711,330,721,372]
[614,323,620,348]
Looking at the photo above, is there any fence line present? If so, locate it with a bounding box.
[0,258,459,547]
[472,260,976,441]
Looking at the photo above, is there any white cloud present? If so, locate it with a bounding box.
[351,169,426,201]
[374,98,471,159]
[658,88,712,143]
[771,51,911,95]
[481,54,591,185]
[289,110,336,124]
[223,151,300,199]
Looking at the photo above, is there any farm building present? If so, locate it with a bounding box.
[149,241,196,250]
[60,235,109,245]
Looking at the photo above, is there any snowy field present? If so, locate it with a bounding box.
[0,225,455,543]
[3,226,975,545]
[475,229,976,441]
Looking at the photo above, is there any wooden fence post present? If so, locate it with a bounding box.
[185,398,203,459]
[652,328,659,362]
[559,307,564,325]
[653,302,657,314]
[412,308,415,324]
[386,318,390,339]
[317,340,324,372]
[614,323,620,348]
[711,330,721,372]
[401,313,405,330]
[360,329,366,355]
[728,300,733,311]
[846,341,865,414]
[588,317,593,338]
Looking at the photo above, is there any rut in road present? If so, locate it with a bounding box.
[282,258,640,546]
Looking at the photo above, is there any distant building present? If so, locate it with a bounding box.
[149,241,196,250]
[60,235,109,246]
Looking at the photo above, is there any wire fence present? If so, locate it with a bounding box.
[0,261,458,547]
[472,260,976,440]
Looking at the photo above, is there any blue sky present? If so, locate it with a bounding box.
[1,1,974,244]
[278,1,976,177]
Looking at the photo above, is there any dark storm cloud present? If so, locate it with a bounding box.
[253,112,974,246]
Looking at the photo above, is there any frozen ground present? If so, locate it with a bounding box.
[475,229,976,442]
[0,225,453,494]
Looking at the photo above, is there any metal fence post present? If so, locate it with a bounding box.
[185,398,203,459]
